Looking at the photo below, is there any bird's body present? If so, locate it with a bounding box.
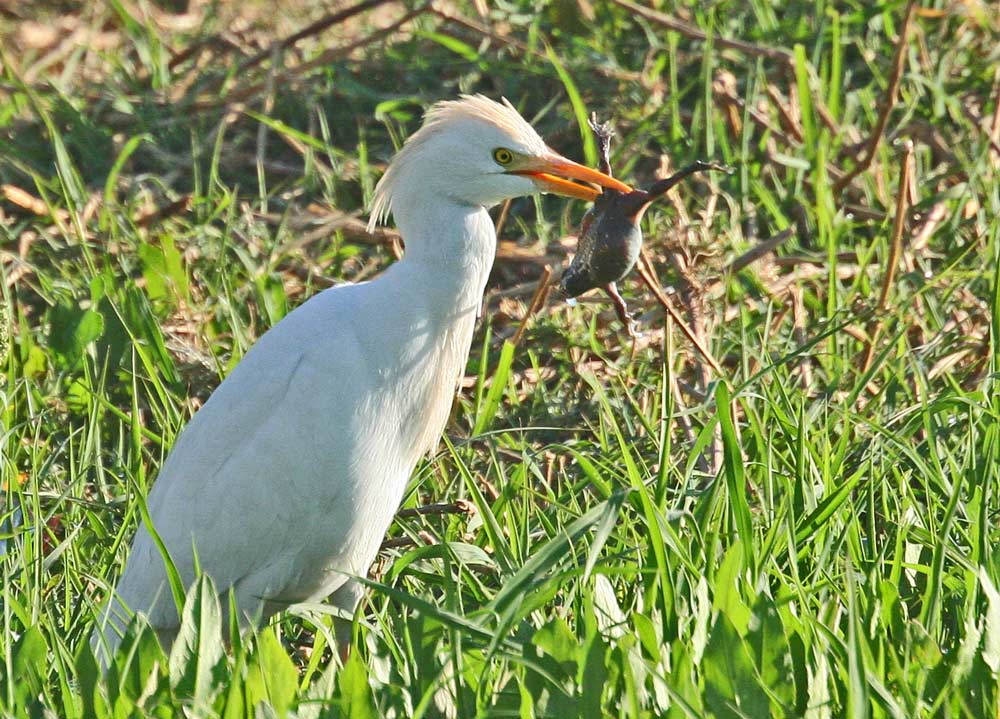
[94,96,629,662]
[113,239,490,632]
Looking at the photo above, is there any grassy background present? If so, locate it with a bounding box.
[2,0,999,716]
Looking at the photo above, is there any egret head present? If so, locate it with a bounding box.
[368,95,631,231]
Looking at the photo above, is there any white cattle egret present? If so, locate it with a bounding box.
[93,95,630,663]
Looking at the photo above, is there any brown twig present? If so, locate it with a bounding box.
[256,208,401,248]
[713,85,801,149]
[168,34,241,71]
[429,4,640,82]
[232,0,395,79]
[861,139,914,374]
[609,0,795,65]
[765,85,805,143]
[134,195,193,228]
[910,202,947,253]
[665,327,710,476]
[381,531,437,550]
[789,285,814,390]
[833,1,917,194]
[494,198,513,238]
[957,88,1000,159]
[397,500,476,518]
[635,251,724,376]
[255,47,280,211]
[191,6,427,111]
[990,71,1000,168]
[511,266,553,347]
[727,228,795,274]
[878,141,914,312]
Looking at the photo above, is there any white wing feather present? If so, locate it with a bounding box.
[106,257,470,646]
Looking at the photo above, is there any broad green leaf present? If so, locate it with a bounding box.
[337,651,379,719]
[580,634,607,719]
[255,274,288,326]
[10,626,47,708]
[533,617,579,670]
[48,302,105,369]
[712,542,751,635]
[169,575,226,705]
[245,631,297,717]
[746,594,794,710]
[474,340,516,434]
[845,559,869,719]
[979,567,1000,672]
[526,618,578,717]
[716,383,754,571]
[139,234,188,303]
[75,640,109,719]
[109,621,166,707]
[703,613,770,719]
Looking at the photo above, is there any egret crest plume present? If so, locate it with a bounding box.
[368,95,546,231]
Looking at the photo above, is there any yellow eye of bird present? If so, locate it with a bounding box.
[492,148,514,165]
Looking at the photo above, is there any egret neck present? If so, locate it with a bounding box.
[375,197,496,468]
[392,193,497,316]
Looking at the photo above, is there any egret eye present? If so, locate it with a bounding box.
[492,148,514,166]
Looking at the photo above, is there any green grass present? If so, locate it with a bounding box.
[2,0,999,716]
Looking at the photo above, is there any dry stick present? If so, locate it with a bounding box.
[765,85,805,143]
[668,248,724,475]
[233,0,395,79]
[714,88,801,149]
[381,531,438,550]
[666,328,711,476]
[429,4,532,52]
[833,0,917,194]
[789,285,814,390]
[494,198,513,239]
[877,141,914,312]
[510,266,553,348]
[168,34,240,70]
[255,46,281,213]
[429,4,640,82]
[397,500,475,518]
[910,202,947,253]
[191,6,427,111]
[861,139,914,375]
[959,105,1000,160]
[726,228,795,274]
[714,86,848,187]
[609,0,794,64]
[990,71,1000,167]
[696,228,795,300]
[635,251,724,377]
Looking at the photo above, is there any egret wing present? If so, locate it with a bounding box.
[114,286,368,628]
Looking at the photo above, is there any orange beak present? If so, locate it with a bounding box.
[511,151,632,201]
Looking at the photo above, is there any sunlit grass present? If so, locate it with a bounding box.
[2,0,999,716]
